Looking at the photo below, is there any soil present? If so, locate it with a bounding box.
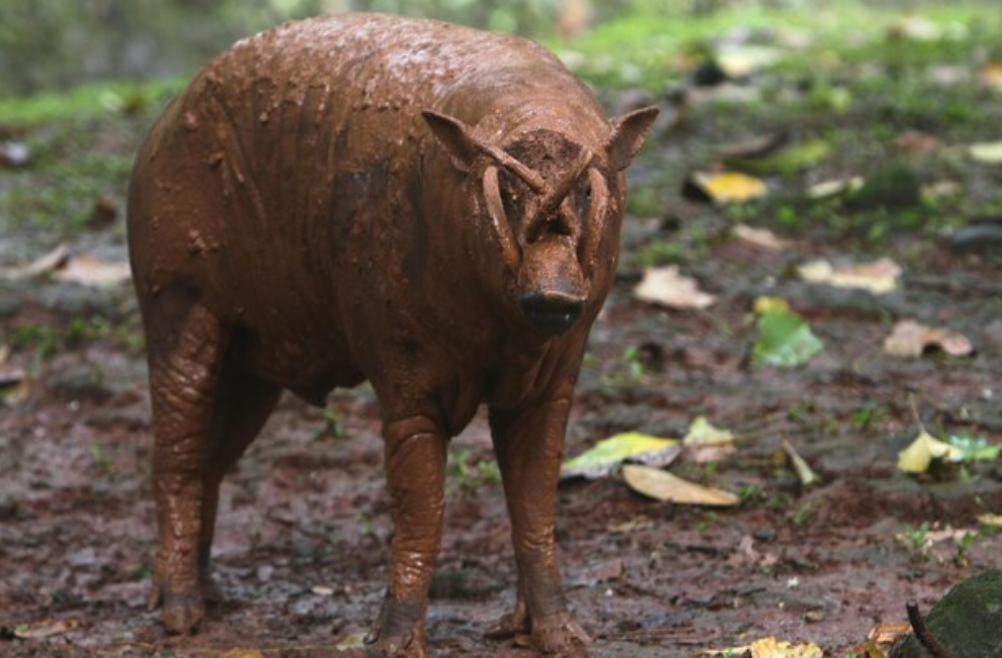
[2,12,1002,658]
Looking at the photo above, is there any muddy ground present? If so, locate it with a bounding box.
[2,4,1002,658]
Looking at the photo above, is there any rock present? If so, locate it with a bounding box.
[891,569,1002,658]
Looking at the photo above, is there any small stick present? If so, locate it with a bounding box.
[908,392,927,434]
[906,600,954,658]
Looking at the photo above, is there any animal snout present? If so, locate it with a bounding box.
[519,290,585,338]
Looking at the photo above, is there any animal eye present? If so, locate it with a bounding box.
[577,183,592,217]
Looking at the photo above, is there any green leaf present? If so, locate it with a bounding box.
[752,310,824,368]
[726,140,831,175]
[561,432,679,480]
[947,434,1002,462]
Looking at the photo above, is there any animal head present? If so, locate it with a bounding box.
[422,106,658,339]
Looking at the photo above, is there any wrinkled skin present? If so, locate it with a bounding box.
[128,13,656,658]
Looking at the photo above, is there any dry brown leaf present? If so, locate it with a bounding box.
[867,622,911,645]
[220,650,265,658]
[14,618,80,639]
[734,224,791,251]
[634,266,716,310]
[798,257,901,294]
[883,320,973,358]
[622,465,739,506]
[53,255,132,287]
[979,61,1002,91]
[2,244,70,280]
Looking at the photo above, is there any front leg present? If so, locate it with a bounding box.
[365,414,448,658]
[489,397,591,657]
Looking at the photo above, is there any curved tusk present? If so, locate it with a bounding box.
[539,147,593,216]
[482,166,521,272]
[475,142,547,194]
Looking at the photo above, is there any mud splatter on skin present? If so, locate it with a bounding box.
[128,13,656,657]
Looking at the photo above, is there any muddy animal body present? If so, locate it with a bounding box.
[128,13,655,657]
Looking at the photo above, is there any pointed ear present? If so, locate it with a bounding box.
[422,110,478,173]
[607,106,659,172]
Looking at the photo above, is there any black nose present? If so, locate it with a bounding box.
[519,291,585,338]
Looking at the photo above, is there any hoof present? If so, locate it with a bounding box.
[161,592,205,635]
[531,613,591,657]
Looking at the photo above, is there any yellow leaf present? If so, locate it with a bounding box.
[562,433,679,479]
[753,296,790,316]
[897,431,963,474]
[783,440,819,487]
[691,171,768,204]
[622,465,739,506]
[978,514,1002,528]
[706,638,823,658]
[683,416,735,446]
[750,637,825,658]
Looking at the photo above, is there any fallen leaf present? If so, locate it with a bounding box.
[945,434,1002,462]
[734,224,791,251]
[683,416,737,463]
[14,618,80,639]
[889,15,944,42]
[334,632,368,650]
[979,61,1002,92]
[807,176,864,199]
[897,431,963,474]
[53,255,132,287]
[969,140,1002,163]
[684,416,735,446]
[752,310,824,368]
[883,320,973,358]
[2,244,70,280]
[220,650,265,658]
[0,141,31,167]
[798,257,901,294]
[782,440,819,487]
[634,266,716,309]
[707,637,824,658]
[977,514,1002,529]
[750,637,824,658]
[561,432,680,480]
[684,171,768,204]
[753,296,790,315]
[727,139,831,175]
[867,622,911,645]
[715,132,788,159]
[716,44,783,78]
[622,465,739,506]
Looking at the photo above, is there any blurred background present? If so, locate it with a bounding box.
[3,0,772,96]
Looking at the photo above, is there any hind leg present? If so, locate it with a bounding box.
[197,364,281,589]
[144,299,230,634]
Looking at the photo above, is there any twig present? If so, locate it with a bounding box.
[906,600,954,658]
[908,393,927,434]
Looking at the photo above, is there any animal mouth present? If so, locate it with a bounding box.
[519,291,585,338]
